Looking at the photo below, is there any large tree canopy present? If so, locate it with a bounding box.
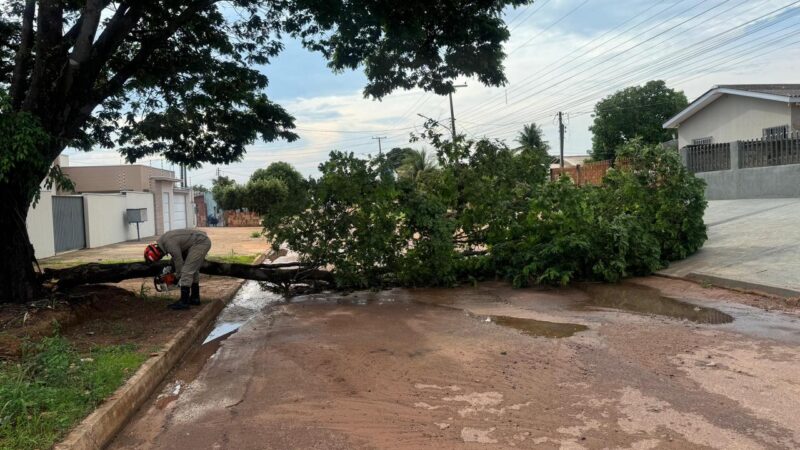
[589,80,688,161]
[0,0,530,302]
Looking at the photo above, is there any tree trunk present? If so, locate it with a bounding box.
[40,260,333,293]
[0,187,39,303]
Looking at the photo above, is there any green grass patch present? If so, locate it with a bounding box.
[207,254,258,265]
[0,336,146,450]
[93,258,142,265]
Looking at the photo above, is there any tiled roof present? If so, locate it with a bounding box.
[715,84,800,97]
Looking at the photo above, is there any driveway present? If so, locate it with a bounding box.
[39,227,265,269]
[660,198,800,296]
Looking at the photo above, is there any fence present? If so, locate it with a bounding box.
[738,131,800,169]
[683,142,731,173]
[550,160,611,186]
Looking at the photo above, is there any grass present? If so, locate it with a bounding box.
[250,231,262,238]
[0,336,146,450]
[206,253,258,265]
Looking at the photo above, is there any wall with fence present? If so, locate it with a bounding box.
[681,131,800,200]
[550,160,611,186]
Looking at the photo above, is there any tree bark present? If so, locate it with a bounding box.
[0,186,39,303]
[40,261,334,293]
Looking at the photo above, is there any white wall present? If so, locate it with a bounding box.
[27,190,56,259]
[678,95,792,148]
[83,194,128,248]
[124,191,156,240]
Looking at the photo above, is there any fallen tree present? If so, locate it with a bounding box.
[40,260,333,293]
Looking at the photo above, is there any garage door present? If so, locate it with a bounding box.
[52,196,86,253]
[162,192,171,233]
[173,194,187,229]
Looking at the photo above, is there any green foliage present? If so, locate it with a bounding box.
[589,80,688,161]
[0,336,145,450]
[0,92,72,206]
[495,139,706,286]
[262,131,706,289]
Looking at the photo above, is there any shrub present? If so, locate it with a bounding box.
[261,132,706,289]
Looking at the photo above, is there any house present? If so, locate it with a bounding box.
[61,163,193,234]
[664,84,800,148]
[549,154,591,170]
[195,192,222,227]
[26,156,195,259]
[664,84,800,200]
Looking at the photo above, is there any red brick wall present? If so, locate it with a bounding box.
[223,210,261,227]
[550,160,611,186]
[195,195,207,227]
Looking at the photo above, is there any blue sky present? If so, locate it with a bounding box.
[66,0,800,186]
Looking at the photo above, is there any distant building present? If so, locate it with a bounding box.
[664,84,800,200]
[549,154,591,170]
[664,84,800,147]
[27,156,195,259]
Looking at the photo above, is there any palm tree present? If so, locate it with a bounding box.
[516,123,549,151]
[398,149,437,181]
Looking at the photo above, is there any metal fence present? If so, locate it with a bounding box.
[684,142,731,173]
[738,131,800,168]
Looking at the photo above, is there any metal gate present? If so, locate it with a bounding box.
[52,196,86,253]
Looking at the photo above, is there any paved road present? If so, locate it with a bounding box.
[660,198,800,296]
[111,278,800,449]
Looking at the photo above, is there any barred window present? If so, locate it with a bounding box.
[692,137,713,145]
[763,125,788,139]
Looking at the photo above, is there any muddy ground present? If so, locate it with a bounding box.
[111,277,800,449]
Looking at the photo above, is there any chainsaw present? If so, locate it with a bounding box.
[153,266,178,292]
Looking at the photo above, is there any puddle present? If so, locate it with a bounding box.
[579,283,734,324]
[203,281,282,344]
[489,315,588,338]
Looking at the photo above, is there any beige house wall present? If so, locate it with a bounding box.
[62,165,175,193]
[124,191,156,240]
[677,95,792,148]
[27,190,56,259]
[83,194,128,248]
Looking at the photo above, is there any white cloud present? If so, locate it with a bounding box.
[67,0,800,187]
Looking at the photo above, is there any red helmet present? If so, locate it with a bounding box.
[144,243,164,262]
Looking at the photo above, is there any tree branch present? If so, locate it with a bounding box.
[40,260,334,292]
[10,0,36,109]
[60,0,105,99]
[21,0,65,115]
[72,0,105,64]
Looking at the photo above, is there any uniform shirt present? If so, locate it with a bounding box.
[156,229,210,275]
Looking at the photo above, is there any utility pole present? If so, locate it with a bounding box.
[216,167,221,179]
[372,136,387,155]
[558,112,566,170]
[448,83,467,142]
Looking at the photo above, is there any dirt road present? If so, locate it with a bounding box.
[111,277,800,449]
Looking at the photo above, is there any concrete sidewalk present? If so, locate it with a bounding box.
[660,198,800,296]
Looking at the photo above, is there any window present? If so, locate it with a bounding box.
[763,125,788,139]
[692,137,713,145]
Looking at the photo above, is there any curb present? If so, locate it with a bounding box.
[656,271,800,298]
[685,272,800,298]
[55,279,244,450]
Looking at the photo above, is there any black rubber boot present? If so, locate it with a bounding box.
[189,283,201,306]
[168,287,191,310]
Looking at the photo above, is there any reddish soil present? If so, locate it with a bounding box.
[0,275,242,359]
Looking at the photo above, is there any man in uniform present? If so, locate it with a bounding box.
[144,229,212,310]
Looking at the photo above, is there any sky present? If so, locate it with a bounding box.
[64,0,800,187]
